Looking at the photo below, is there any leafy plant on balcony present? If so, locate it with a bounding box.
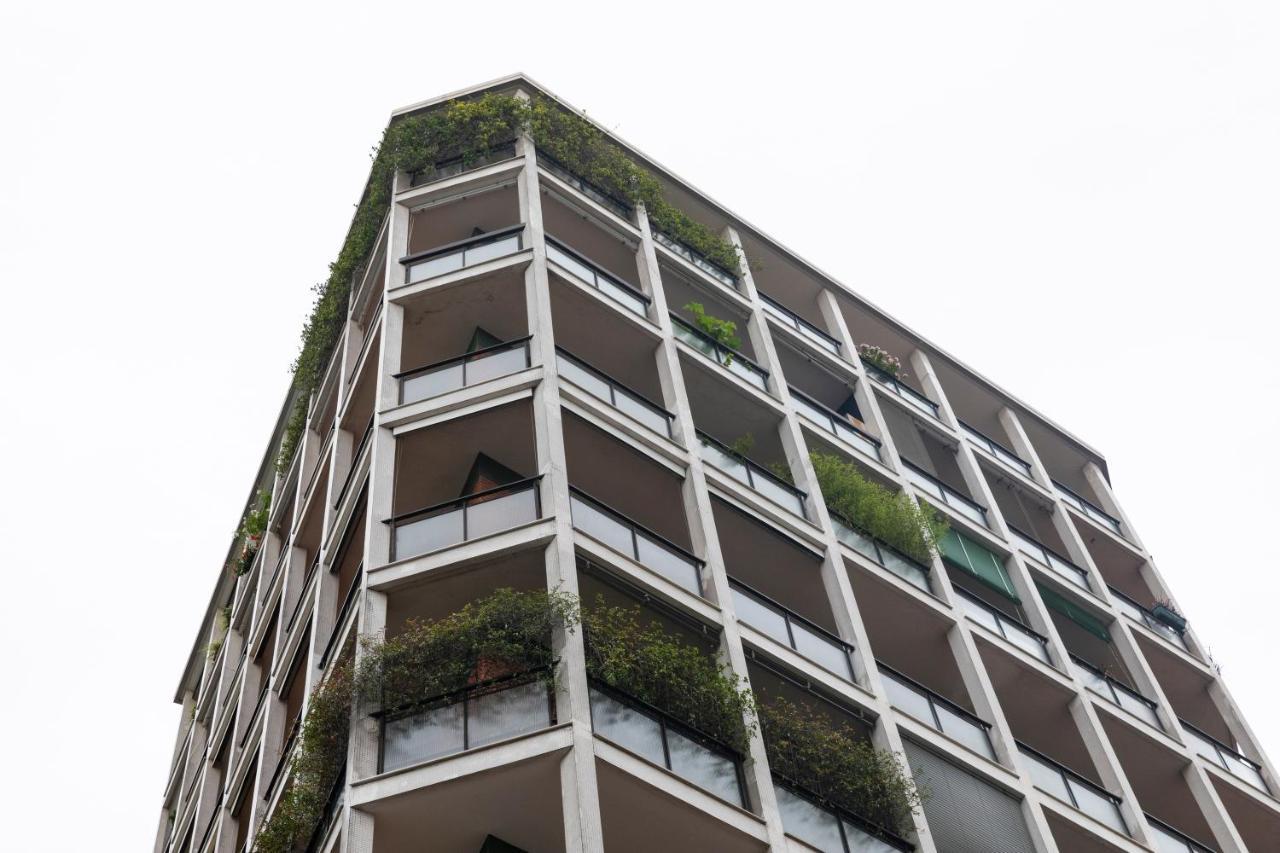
[809,451,947,563]
[584,598,755,753]
[759,696,924,837]
[204,606,232,660]
[684,301,742,352]
[857,343,906,378]
[231,490,272,576]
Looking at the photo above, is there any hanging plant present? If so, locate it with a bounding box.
[857,344,905,378]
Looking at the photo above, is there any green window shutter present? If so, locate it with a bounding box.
[1036,582,1111,642]
[940,530,1019,602]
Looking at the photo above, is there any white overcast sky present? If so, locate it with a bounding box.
[1,1,1276,849]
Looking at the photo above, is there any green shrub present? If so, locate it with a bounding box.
[684,302,741,351]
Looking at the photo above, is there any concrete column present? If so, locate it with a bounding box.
[1184,762,1249,852]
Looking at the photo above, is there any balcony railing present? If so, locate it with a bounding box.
[861,360,939,418]
[333,416,374,510]
[266,711,304,803]
[759,293,842,356]
[304,760,347,853]
[773,778,914,853]
[1109,587,1189,651]
[387,476,543,561]
[789,387,881,462]
[320,565,363,670]
[539,152,635,220]
[728,577,856,681]
[954,587,1051,664]
[408,140,518,187]
[671,314,770,392]
[379,668,555,773]
[957,420,1033,478]
[1145,814,1215,853]
[396,336,533,406]
[546,236,650,317]
[697,431,806,518]
[401,225,525,285]
[651,227,738,289]
[588,679,747,807]
[829,510,931,593]
[1053,480,1124,536]
[879,663,995,760]
[1008,525,1090,592]
[1181,719,1270,794]
[1018,742,1127,835]
[901,460,988,528]
[569,488,702,596]
[1069,655,1161,730]
[556,348,674,437]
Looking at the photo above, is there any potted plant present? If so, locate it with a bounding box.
[232,490,272,576]
[857,343,905,378]
[1151,599,1187,634]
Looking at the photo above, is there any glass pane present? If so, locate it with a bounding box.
[1186,730,1224,767]
[674,322,715,357]
[1024,754,1072,803]
[614,392,670,435]
[558,356,613,401]
[935,704,994,759]
[1069,781,1127,835]
[882,674,934,725]
[881,550,929,591]
[407,250,464,283]
[700,442,750,484]
[1048,553,1089,589]
[775,786,844,853]
[804,328,842,355]
[834,520,881,564]
[761,299,792,327]
[1114,690,1160,728]
[754,474,804,516]
[395,508,464,559]
[382,703,464,771]
[843,821,899,853]
[1150,823,1192,853]
[467,680,549,748]
[791,621,854,681]
[951,497,988,527]
[401,362,464,404]
[1004,623,1050,663]
[794,395,833,430]
[466,346,526,385]
[634,536,700,594]
[465,234,519,267]
[1223,753,1268,791]
[665,729,742,804]
[836,422,881,459]
[588,689,665,766]
[726,356,768,390]
[598,278,647,315]
[730,587,789,644]
[570,497,635,557]
[548,244,598,285]
[1074,663,1111,698]
[467,488,538,540]
[959,595,1002,633]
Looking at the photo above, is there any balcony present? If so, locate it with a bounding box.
[861,360,939,419]
[1070,655,1161,730]
[403,225,525,286]
[1009,525,1090,592]
[556,348,673,438]
[1053,479,1124,537]
[759,293,841,357]
[408,140,519,188]
[698,431,806,518]
[379,668,555,773]
[880,664,995,760]
[901,459,988,528]
[772,780,912,853]
[830,510,931,593]
[539,151,635,222]
[588,679,747,807]
[790,387,881,462]
[1109,586,1189,651]
[570,488,702,596]
[957,419,1033,479]
[954,587,1051,665]
[1146,814,1214,853]
[397,337,532,406]
[1018,742,1128,836]
[1181,719,1270,794]
[728,577,855,681]
[389,476,542,562]
[547,236,650,318]
[651,227,737,290]
[672,314,770,392]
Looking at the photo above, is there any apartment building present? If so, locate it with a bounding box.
[155,75,1279,853]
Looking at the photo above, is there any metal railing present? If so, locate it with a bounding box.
[670,313,770,391]
[396,336,533,406]
[860,360,939,418]
[900,459,988,527]
[650,227,738,289]
[957,419,1033,477]
[333,417,374,510]
[1052,479,1124,536]
[556,348,674,437]
[789,386,881,461]
[546,236,650,316]
[773,777,915,852]
[386,475,543,561]
[320,565,363,670]
[1145,814,1215,853]
[759,293,842,356]
[1069,655,1161,729]
[401,225,525,285]
[286,554,320,635]
[539,151,634,220]
[588,678,747,807]
[303,761,348,853]
[569,487,702,595]
[953,587,1051,664]
[729,577,855,681]
[828,510,931,593]
[240,684,270,749]
[1180,719,1270,793]
[1108,586,1189,651]
[697,431,807,518]
[346,300,382,386]
[378,668,555,773]
[1008,525,1090,592]
[408,140,518,187]
[879,663,995,760]
[265,711,304,804]
[1017,742,1128,835]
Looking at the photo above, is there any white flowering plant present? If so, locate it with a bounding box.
[857,344,905,378]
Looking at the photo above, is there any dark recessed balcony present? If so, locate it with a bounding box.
[957,419,1033,479]
[791,387,881,463]
[651,228,737,290]
[569,488,702,597]
[953,586,1051,665]
[388,476,542,562]
[672,314,769,392]
[547,237,649,318]
[1009,525,1091,593]
[538,151,635,222]
[408,140,519,188]
[1070,654,1161,730]
[1182,720,1270,794]
[729,578,856,682]
[398,337,532,406]
[403,226,526,286]
[556,348,673,438]
[830,509,931,593]
[862,360,939,420]
[1018,742,1129,836]
[759,292,841,358]
[698,431,806,519]
[879,663,995,760]
[901,459,988,528]
[1053,479,1124,537]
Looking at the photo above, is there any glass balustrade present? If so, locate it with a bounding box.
[697,432,806,517]
[728,578,855,681]
[389,477,542,561]
[402,226,525,284]
[671,314,770,391]
[380,671,554,773]
[861,360,939,418]
[397,338,532,406]
[759,293,842,356]
[880,665,995,760]
[773,782,909,853]
[409,141,518,187]
[1181,720,1270,793]
[539,152,635,220]
[546,236,649,316]
[1109,587,1190,651]
[1053,480,1124,536]
[1018,743,1128,835]
[790,388,881,461]
[958,420,1033,478]
[569,489,702,596]
[589,682,746,806]
[829,512,931,593]
[1008,526,1090,592]
[556,349,674,437]
[1069,656,1161,729]
[901,460,988,527]
[954,588,1051,664]
[1146,814,1214,853]
[651,228,738,289]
